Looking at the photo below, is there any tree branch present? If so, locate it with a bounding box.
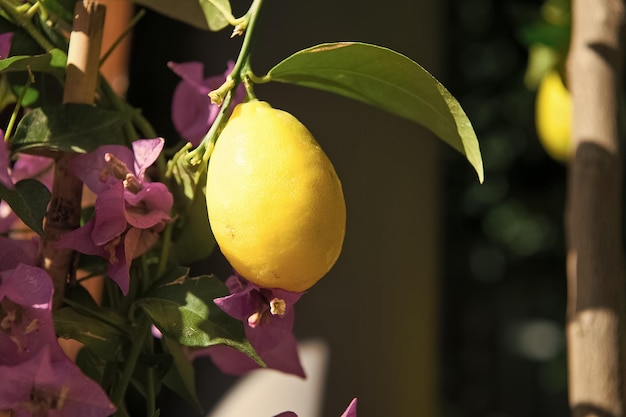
[566,1,626,416]
[41,0,106,309]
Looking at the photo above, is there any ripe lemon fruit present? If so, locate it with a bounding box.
[205,100,346,292]
[535,69,571,163]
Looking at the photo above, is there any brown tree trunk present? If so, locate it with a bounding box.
[566,1,626,416]
[41,1,106,309]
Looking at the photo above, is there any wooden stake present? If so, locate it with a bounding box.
[42,1,106,309]
[566,1,626,416]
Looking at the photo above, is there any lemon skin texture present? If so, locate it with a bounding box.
[535,70,571,163]
[206,100,346,292]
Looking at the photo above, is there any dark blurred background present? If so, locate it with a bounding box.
[126,0,570,416]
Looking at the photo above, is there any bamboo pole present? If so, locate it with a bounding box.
[565,1,626,416]
[41,1,106,309]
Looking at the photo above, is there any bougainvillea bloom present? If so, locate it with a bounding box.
[169,60,245,145]
[0,263,61,366]
[191,275,305,377]
[0,32,12,59]
[57,138,173,294]
[0,346,115,417]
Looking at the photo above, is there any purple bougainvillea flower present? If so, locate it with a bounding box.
[57,138,172,294]
[0,346,115,417]
[0,263,64,366]
[169,60,246,145]
[274,398,357,417]
[190,275,305,377]
[0,32,13,59]
[0,237,39,270]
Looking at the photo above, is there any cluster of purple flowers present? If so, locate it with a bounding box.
[0,40,357,415]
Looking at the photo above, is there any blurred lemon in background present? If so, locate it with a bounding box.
[535,69,571,163]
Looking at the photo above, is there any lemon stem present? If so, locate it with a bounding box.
[189,0,265,163]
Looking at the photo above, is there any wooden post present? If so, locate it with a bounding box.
[565,1,626,416]
[42,1,106,308]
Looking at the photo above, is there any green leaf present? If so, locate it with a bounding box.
[134,267,263,366]
[162,337,203,413]
[54,306,130,362]
[11,103,129,156]
[169,155,216,264]
[267,42,484,183]
[0,179,50,235]
[131,0,219,31]
[0,49,67,80]
[198,0,233,31]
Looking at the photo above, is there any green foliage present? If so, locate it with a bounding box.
[0,179,50,235]
[267,42,484,182]
[133,266,263,365]
[12,103,129,155]
[131,0,215,30]
[161,336,203,413]
[168,151,217,264]
[54,306,130,362]
[0,48,66,80]
[198,0,234,31]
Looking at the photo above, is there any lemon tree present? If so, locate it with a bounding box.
[205,100,346,292]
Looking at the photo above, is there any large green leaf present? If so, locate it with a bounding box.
[0,179,50,235]
[0,49,67,80]
[267,42,484,182]
[134,267,263,366]
[54,306,130,362]
[131,0,231,31]
[11,103,129,156]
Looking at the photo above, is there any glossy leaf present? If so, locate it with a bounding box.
[11,103,128,156]
[0,49,67,80]
[134,267,263,366]
[267,42,484,182]
[0,179,50,235]
[131,0,226,31]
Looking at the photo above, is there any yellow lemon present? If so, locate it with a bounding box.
[205,100,346,292]
[535,69,571,163]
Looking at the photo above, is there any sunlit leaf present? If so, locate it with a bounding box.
[0,49,67,80]
[0,179,50,235]
[267,42,484,182]
[11,103,129,156]
[134,267,263,366]
[198,0,232,31]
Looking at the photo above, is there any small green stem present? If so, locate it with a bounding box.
[0,0,55,51]
[111,313,151,413]
[99,9,145,67]
[4,67,34,141]
[187,0,265,162]
[157,221,173,278]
